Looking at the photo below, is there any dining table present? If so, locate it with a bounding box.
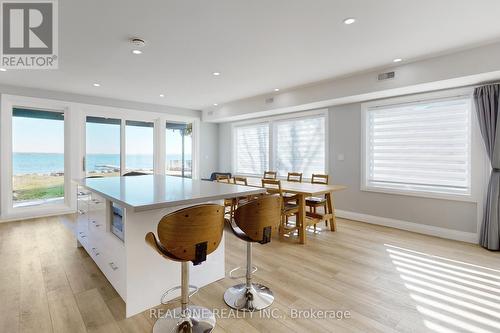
[243,177,347,244]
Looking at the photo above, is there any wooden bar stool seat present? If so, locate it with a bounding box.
[145,204,224,333]
[224,195,281,311]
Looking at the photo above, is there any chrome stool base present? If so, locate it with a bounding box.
[153,305,216,333]
[223,283,274,311]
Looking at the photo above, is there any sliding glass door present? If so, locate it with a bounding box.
[12,108,65,207]
[166,122,192,178]
[85,116,121,177]
[125,120,154,174]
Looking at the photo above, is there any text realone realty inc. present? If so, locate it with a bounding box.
[150,307,352,320]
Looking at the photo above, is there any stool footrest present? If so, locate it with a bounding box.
[228,265,258,279]
[161,284,199,305]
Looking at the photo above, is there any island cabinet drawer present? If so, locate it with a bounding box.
[88,193,106,231]
[88,217,105,237]
[93,236,126,299]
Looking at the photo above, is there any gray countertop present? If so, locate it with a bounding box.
[76,175,265,212]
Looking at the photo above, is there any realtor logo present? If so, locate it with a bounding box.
[1,0,58,69]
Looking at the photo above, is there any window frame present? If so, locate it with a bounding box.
[231,109,329,179]
[361,89,475,202]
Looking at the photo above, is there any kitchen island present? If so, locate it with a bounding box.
[74,175,265,317]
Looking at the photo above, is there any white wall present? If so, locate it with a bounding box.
[204,41,500,123]
[0,84,199,118]
[199,122,220,179]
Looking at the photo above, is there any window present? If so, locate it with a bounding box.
[234,123,270,175]
[166,122,192,178]
[125,120,154,174]
[12,108,65,207]
[275,117,326,177]
[233,112,327,178]
[363,96,471,197]
[86,116,121,177]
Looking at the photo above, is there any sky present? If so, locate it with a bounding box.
[13,117,64,153]
[13,117,190,156]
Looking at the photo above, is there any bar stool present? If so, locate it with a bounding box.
[224,195,282,311]
[145,204,225,333]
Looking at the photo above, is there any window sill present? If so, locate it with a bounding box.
[1,204,75,223]
[360,185,476,203]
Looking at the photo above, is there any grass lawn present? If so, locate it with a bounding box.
[13,174,64,201]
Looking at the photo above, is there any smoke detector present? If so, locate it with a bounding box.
[130,38,146,48]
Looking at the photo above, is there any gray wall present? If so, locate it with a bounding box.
[329,103,478,233]
[218,103,482,234]
[199,122,220,179]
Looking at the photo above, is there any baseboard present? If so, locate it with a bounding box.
[335,210,478,244]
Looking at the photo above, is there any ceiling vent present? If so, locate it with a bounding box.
[378,71,395,81]
[131,38,146,48]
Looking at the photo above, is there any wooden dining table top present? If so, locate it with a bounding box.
[243,176,347,196]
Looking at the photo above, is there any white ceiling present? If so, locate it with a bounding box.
[2,0,500,110]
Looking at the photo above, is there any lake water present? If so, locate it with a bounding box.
[13,153,190,174]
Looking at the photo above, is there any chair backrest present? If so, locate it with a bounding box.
[123,171,148,177]
[261,179,283,196]
[216,174,232,183]
[233,176,248,186]
[311,174,329,185]
[287,172,303,183]
[263,171,277,179]
[210,172,231,181]
[145,204,224,265]
[234,195,282,243]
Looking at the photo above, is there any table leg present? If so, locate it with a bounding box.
[326,192,336,231]
[298,194,306,244]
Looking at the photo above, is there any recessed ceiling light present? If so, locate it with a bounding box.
[0,68,6,72]
[159,94,165,98]
[212,72,221,76]
[343,17,356,25]
[93,83,101,87]
[393,58,403,63]
[213,103,218,106]
[132,49,142,55]
[274,88,280,92]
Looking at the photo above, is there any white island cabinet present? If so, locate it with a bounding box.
[74,175,265,318]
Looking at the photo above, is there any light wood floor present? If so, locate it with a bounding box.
[1,216,499,333]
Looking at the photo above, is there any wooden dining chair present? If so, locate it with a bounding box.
[287,172,303,183]
[283,172,302,202]
[233,176,248,186]
[261,179,299,239]
[145,204,224,332]
[306,174,329,228]
[232,176,254,205]
[217,175,236,220]
[263,171,277,179]
[216,174,232,182]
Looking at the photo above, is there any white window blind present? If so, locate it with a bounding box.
[235,123,269,175]
[365,97,471,196]
[275,116,326,178]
